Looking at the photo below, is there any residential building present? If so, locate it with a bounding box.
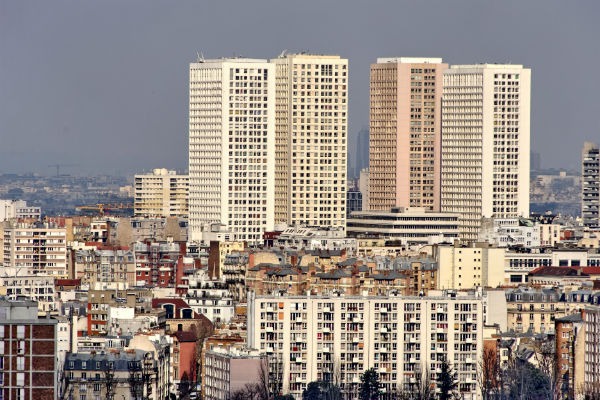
[0,275,56,315]
[74,248,136,287]
[0,199,41,221]
[478,217,540,248]
[369,57,447,212]
[505,287,565,334]
[133,240,185,288]
[441,64,531,240]
[434,242,505,289]
[188,58,276,244]
[582,142,600,228]
[203,347,267,400]
[346,207,460,247]
[0,298,58,400]
[555,313,584,399]
[247,291,483,399]
[584,296,600,396]
[134,168,189,218]
[272,53,348,231]
[3,222,68,277]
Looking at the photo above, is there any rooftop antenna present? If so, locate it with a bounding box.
[196,51,205,63]
[278,49,288,58]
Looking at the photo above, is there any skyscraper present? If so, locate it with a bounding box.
[188,58,275,243]
[441,64,531,240]
[272,54,348,231]
[369,58,447,211]
[582,141,600,228]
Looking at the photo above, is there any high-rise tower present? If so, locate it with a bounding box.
[188,58,275,243]
[441,64,531,240]
[272,54,348,231]
[369,58,447,211]
[582,141,600,228]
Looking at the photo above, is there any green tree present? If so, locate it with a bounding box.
[302,381,342,400]
[359,368,382,400]
[437,359,458,400]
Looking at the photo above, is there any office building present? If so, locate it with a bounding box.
[134,168,189,218]
[188,58,276,244]
[272,53,348,231]
[247,292,483,399]
[0,298,58,400]
[441,64,531,240]
[369,58,447,212]
[582,142,600,228]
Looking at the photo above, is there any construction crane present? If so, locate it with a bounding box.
[48,163,79,177]
[75,203,134,216]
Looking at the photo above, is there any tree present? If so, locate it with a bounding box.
[478,346,501,400]
[437,359,458,400]
[302,381,342,400]
[359,368,382,400]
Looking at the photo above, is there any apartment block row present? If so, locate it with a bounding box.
[247,292,483,399]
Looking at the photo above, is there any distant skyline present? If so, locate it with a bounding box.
[1,1,599,176]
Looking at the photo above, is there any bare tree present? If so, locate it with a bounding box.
[533,339,559,400]
[478,346,501,400]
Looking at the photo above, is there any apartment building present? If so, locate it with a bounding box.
[272,53,348,231]
[434,242,505,289]
[3,223,68,277]
[582,142,600,228]
[554,313,584,399]
[0,200,41,221]
[441,64,531,240]
[0,298,58,400]
[203,347,267,400]
[247,292,483,399]
[188,58,276,244]
[74,248,136,287]
[369,58,447,212]
[134,168,189,218]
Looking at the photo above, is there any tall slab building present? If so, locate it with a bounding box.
[582,141,600,228]
[188,58,276,243]
[369,58,447,211]
[189,54,348,243]
[272,54,348,231]
[441,64,531,240]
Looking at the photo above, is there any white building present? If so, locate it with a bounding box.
[134,168,189,218]
[441,64,531,240]
[0,199,41,221]
[346,207,460,247]
[271,54,348,232]
[478,217,541,248]
[582,142,600,228]
[188,58,276,244]
[247,291,483,399]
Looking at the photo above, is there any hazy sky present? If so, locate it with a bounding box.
[1,1,599,176]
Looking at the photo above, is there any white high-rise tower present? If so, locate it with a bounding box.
[441,64,531,240]
[188,58,275,243]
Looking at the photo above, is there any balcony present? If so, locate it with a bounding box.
[323,307,331,313]
[465,357,473,364]
[296,317,303,323]
[266,347,274,353]
[380,327,388,333]
[322,347,331,353]
[266,306,274,312]
[266,326,274,332]
[380,308,389,314]
[437,307,445,313]
[352,357,360,363]
[323,327,330,333]
[466,317,473,324]
[409,357,417,363]
[295,357,303,363]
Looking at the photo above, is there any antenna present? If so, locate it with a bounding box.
[278,49,288,58]
[196,51,205,63]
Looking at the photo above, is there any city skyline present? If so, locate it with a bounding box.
[1,1,599,176]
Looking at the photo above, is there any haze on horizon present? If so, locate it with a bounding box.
[1,1,598,177]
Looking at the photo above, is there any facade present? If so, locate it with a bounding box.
[505,287,565,334]
[203,347,267,400]
[478,217,541,248]
[369,57,447,212]
[582,142,600,228]
[0,275,56,315]
[584,298,600,396]
[247,292,483,399]
[75,248,136,287]
[0,299,58,400]
[554,313,584,399]
[434,242,505,289]
[188,58,276,244]
[272,54,348,231]
[0,200,41,221]
[134,168,189,218]
[441,64,531,240]
[3,223,68,277]
[133,240,184,288]
[346,207,460,246]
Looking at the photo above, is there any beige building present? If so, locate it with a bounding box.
[3,223,68,277]
[441,64,531,240]
[248,292,483,399]
[272,54,348,231]
[369,58,447,212]
[134,168,189,218]
[435,242,505,289]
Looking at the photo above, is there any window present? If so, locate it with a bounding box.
[16,372,25,386]
[17,356,25,370]
[17,325,25,339]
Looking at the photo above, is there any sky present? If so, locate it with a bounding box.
[1,1,599,176]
